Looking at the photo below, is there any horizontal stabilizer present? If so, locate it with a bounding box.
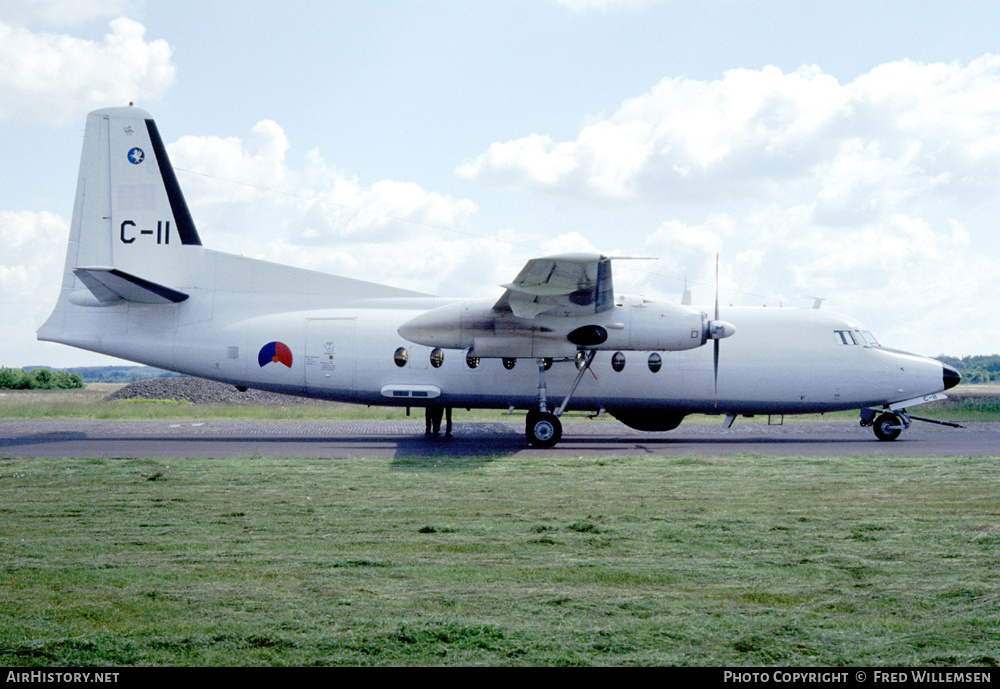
[74,267,189,304]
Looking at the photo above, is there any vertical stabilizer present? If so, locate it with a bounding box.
[39,106,205,349]
[66,106,202,292]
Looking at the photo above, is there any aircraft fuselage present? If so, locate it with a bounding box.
[51,269,948,419]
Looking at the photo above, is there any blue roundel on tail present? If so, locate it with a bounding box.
[128,147,145,164]
[258,341,293,369]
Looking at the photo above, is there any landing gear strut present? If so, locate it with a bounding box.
[525,350,596,448]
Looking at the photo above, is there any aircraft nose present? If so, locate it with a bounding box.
[942,363,961,391]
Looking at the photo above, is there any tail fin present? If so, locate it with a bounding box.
[61,106,202,301]
[39,106,206,350]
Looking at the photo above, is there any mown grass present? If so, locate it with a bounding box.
[1,452,998,666]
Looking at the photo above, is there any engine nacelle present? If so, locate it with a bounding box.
[397,295,734,357]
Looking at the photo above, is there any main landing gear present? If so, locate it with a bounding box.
[526,409,562,448]
[525,350,596,448]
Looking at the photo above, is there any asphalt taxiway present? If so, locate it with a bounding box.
[2,419,997,459]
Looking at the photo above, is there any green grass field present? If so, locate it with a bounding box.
[1,385,998,666]
[1,450,998,666]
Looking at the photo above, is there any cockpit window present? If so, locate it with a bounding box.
[835,330,858,345]
[861,330,880,346]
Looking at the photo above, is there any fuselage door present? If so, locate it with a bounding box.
[305,318,357,392]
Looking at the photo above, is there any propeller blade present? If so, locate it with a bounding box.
[714,339,720,407]
[701,253,735,407]
[714,253,720,322]
[714,253,719,407]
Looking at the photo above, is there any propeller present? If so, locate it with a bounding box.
[715,253,720,405]
[706,253,736,407]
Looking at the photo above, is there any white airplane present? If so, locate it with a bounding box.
[38,106,961,447]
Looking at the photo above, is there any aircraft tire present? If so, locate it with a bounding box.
[526,411,562,448]
[873,413,902,441]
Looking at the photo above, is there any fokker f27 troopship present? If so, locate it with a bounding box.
[39,107,961,447]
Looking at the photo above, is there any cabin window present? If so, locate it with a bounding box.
[502,357,517,370]
[648,352,662,373]
[612,351,626,372]
[466,351,479,369]
[430,347,444,368]
[543,358,553,371]
[393,346,408,367]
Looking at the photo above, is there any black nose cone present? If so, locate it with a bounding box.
[942,364,961,391]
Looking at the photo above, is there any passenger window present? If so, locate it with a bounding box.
[502,357,516,370]
[648,352,662,373]
[430,348,444,368]
[612,351,626,372]
[466,351,479,369]
[393,347,408,367]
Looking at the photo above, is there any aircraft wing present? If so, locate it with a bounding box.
[494,253,614,319]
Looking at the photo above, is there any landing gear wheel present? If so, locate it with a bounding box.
[873,413,902,441]
[526,410,562,448]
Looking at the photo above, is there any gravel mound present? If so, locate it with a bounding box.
[104,377,311,405]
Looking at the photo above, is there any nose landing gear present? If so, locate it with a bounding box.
[861,403,965,441]
[871,412,904,441]
[861,408,909,441]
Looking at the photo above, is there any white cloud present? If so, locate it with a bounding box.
[0,17,174,126]
[630,207,997,357]
[168,120,480,291]
[539,231,602,256]
[0,210,69,366]
[459,57,1000,213]
[456,56,1000,356]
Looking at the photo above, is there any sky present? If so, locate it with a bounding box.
[2,0,999,368]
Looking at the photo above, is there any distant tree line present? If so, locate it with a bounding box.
[935,355,1000,384]
[0,367,85,390]
[56,366,183,384]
